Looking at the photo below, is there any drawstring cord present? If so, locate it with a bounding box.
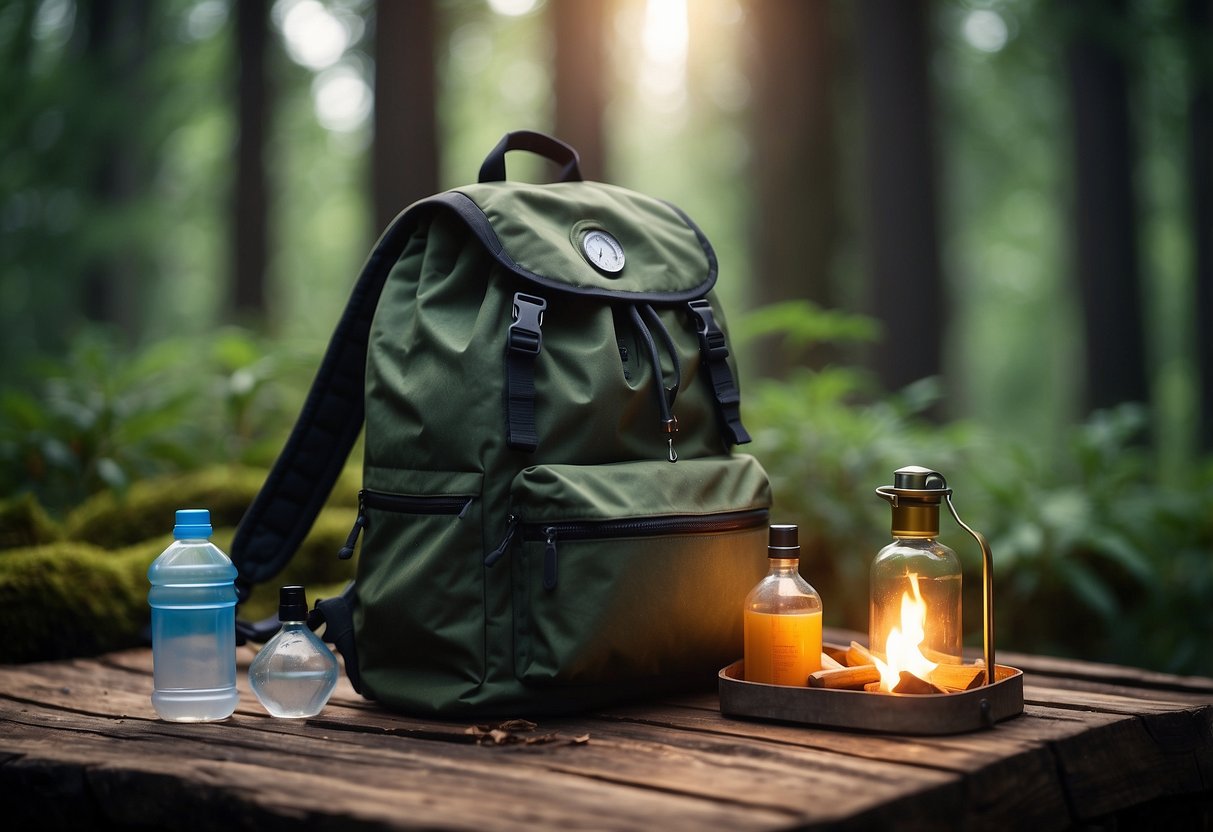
[640,304,681,405]
[629,305,680,462]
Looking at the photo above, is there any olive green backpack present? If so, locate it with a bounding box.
[231,131,771,716]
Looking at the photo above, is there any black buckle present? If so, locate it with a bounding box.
[508,293,547,355]
[688,299,728,357]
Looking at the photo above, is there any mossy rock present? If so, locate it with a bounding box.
[0,493,62,550]
[2,465,365,663]
[64,464,363,550]
[0,541,156,663]
[64,466,268,548]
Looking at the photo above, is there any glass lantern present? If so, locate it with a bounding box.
[870,467,963,665]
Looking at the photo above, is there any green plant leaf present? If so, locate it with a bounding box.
[1056,557,1119,620]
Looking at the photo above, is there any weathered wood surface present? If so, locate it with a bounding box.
[1,631,1210,831]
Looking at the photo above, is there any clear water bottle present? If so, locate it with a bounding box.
[249,586,339,718]
[147,509,240,722]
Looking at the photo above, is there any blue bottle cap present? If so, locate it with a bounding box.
[173,509,213,539]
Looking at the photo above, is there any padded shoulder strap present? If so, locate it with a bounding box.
[229,207,422,599]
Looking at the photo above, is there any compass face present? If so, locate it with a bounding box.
[581,229,625,274]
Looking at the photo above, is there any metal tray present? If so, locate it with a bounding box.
[718,660,1024,735]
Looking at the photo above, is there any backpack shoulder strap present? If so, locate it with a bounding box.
[229,205,424,601]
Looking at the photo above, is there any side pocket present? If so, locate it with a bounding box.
[354,469,484,705]
[509,455,771,686]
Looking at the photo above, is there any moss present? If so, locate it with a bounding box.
[4,464,365,662]
[64,464,362,549]
[0,541,154,663]
[63,466,267,548]
[0,494,63,550]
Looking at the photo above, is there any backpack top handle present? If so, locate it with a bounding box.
[478,130,583,184]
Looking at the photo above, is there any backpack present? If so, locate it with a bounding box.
[231,131,772,717]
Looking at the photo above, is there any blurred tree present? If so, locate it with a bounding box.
[857,0,945,396]
[552,0,607,181]
[232,0,271,321]
[372,0,438,232]
[1064,0,1148,413]
[77,0,154,337]
[1,0,53,371]
[1189,0,1213,450]
[745,0,839,375]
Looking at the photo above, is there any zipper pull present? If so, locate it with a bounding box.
[484,515,519,567]
[543,527,559,590]
[662,416,679,463]
[338,491,367,560]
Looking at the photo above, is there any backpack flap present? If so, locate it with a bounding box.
[402,184,748,455]
[455,181,717,302]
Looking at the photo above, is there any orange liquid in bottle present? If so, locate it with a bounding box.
[744,609,822,686]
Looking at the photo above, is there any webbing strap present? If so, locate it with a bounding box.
[313,586,361,694]
[504,292,547,452]
[688,299,752,446]
[228,208,420,599]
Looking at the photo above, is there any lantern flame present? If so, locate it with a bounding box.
[873,573,938,692]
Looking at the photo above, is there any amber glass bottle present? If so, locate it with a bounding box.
[743,525,823,686]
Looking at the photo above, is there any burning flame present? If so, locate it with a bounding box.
[873,573,938,692]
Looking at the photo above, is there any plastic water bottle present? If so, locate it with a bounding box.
[249,586,339,718]
[147,509,240,722]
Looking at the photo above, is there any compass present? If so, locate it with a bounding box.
[581,229,625,274]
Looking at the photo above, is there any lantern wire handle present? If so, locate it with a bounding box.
[945,493,995,685]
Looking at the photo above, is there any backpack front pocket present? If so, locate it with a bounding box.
[504,455,770,686]
[355,469,484,705]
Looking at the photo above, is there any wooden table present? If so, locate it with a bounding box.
[2,630,1211,830]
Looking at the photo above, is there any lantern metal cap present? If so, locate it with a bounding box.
[892,466,949,493]
[876,466,951,537]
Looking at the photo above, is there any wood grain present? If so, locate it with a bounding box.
[1,642,1211,831]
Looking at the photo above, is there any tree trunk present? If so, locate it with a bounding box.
[78,0,153,338]
[746,0,838,375]
[857,0,945,394]
[372,0,439,233]
[1188,0,1213,450]
[1064,0,1148,412]
[232,0,271,322]
[552,0,607,181]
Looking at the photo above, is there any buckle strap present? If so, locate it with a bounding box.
[312,583,362,695]
[505,293,547,452]
[688,299,751,446]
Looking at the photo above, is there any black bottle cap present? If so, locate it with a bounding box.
[768,524,800,557]
[278,586,309,622]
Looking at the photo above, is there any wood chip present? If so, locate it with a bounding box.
[892,671,947,695]
[847,641,876,668]
[808,665,881,690]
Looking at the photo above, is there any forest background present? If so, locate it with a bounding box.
[1,0,1211,676]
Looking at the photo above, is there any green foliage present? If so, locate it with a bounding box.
[0,326,316,515]
[744,307,1213,676]
[972,406,1213,675]
[731,299,881,359]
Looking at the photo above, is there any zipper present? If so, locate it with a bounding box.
[338,488,475,560]
[484,514,519,567]
[361,489,474,516]
[486,507,769,588]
